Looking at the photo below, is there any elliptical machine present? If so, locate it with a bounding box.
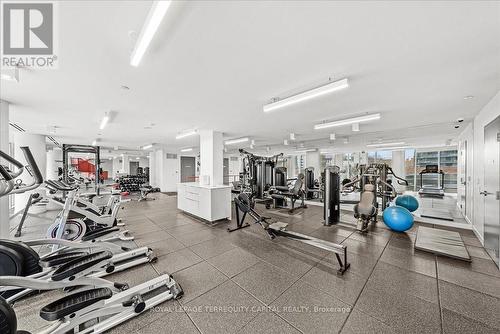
[0,148,183,333]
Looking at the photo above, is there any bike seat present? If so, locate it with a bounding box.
[41,251,89,267]
[51,251,112,281]
[40,288,113,321]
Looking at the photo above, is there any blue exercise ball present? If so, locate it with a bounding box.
[383,206,414,232]
[395,195,419,212]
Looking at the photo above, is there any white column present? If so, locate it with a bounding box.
[333,153,343,168]
[46,147,62,210]
[306,151,321,175]
[391,150,406,193]
[13,133,47,214]
[46,148,62,180]
[0,100,9,238]
[121,155,130,175]
[148,151,156,186]
[199,130,223,185]
[359,152,368,165]
[112,156,121,178]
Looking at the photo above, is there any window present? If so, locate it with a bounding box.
[376,150,392,167]
[367,152,376,164]
[440,150,458,192]
[319,154,332,172]
[416,151,439,189]
[341,153,357,181]
[415,149,458,193]
[404,149,416,191]
[288,154,306,178]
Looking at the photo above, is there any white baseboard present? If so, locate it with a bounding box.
[471,223,484,245]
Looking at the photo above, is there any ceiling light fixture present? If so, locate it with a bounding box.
[99,112,110,130]
[463,95,474,100]
[330,133,336,140]
[366,141,405,148]
[1,73,17,82]
[376,146,409,151]
[142,144,153,150]
[181,147,193,152]
[1,68,19,82]
[314,113,381,130]
[225,137,249,145]
[352,123,360,132]
[263,78,349,112]
[283,139,288,146]
[130,1,172,67]
[91,139,97,146]
[176,129,198,139]
[295,148,317,153]
[290,133,295,141]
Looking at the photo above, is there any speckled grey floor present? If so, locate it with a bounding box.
[9,193,500,333]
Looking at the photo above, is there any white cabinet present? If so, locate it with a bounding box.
[177,183,231,222]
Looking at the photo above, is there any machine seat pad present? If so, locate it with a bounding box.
[81,227,118,241]
[269,222,289,231]
[51,251,112,281]
[270,194,285,200]
[40,288,113,321]
[42,252,89,267]
[274,186,290,192]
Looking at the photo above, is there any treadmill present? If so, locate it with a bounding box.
[418,164,445,198]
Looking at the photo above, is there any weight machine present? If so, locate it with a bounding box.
[324,163,408,232]
[62,144,101,195]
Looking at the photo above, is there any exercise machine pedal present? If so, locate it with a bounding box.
[40,287,113,321]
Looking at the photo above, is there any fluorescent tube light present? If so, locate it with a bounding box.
[295,148,317,153]
[366,141,405,148]
[99,112,110,130]
[225,137,249,145]
[263,78,349,113]
[181,147,193,152]
[136,157,141,160]
[330,133,336,140]
[283,139,289,146]
[352,123,360,132]
[176,129,197,139]
[1,73,17,82]
[376,146,409,151]
[91,140,97,146]
[142,144,153,150]
[314,113,381,130]
[130,1,172,67]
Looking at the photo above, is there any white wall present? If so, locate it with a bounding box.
[13,133,47,214]
[306,151,321,176]
[112,157,121,178]
[100,159,113,179]
[457,123,474,224]
[150,149,179,192]
[457,90,500,243]
[0,100,9,238]
[471,90,500,242]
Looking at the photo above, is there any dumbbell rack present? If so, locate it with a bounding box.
[118,175,148,193]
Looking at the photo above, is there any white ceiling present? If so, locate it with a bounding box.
[2,1,500,154]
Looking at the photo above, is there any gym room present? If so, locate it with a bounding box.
[0,1,499,333]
